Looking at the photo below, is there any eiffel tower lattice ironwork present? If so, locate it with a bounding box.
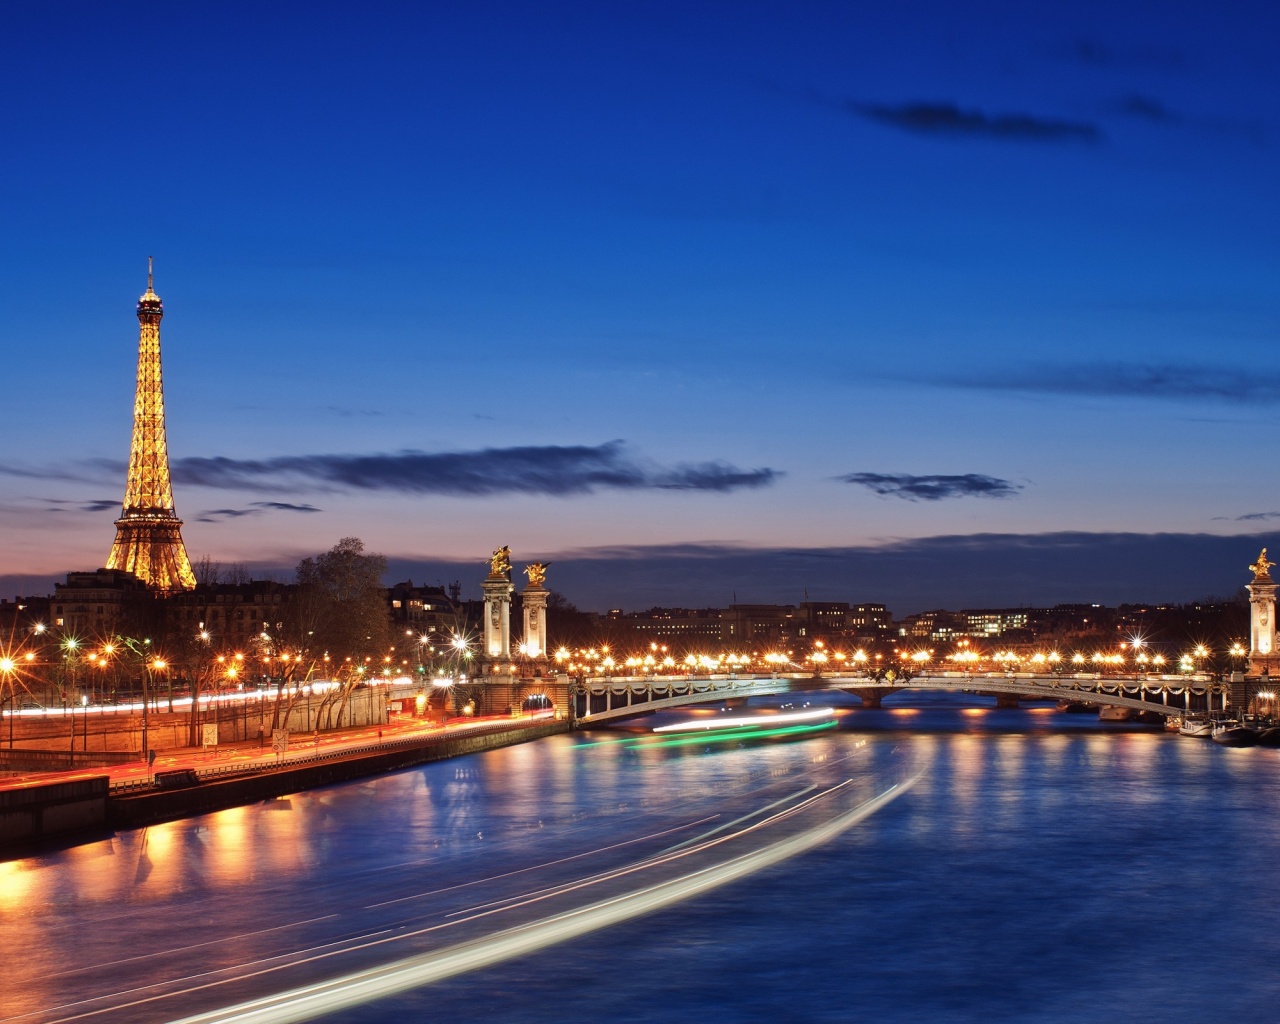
[104,259,196,592]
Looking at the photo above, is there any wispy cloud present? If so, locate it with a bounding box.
[1067,38,1185,73]
[41,498,119,514]
[838,472,1023,502]
[172,442,779,497]
[849,101,1100,143]
[194,501,323,523]
[913,362,1280,404]
[1113,94,1179,122]
[1213,511,1280,523]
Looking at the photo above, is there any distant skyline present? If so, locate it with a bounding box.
[2,2,1278,613]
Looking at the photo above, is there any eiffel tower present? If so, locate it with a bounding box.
[104,259,196,593]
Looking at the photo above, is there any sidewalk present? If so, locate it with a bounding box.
[0,712,542,792]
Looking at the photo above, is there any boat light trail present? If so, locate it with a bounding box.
[165,776,919,1024]
[653,707,836,733]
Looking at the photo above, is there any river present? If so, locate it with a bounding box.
[3,692,1279,1023]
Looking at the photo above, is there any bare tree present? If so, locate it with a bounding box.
[193,555,222,587]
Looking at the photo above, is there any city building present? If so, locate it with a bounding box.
[166,580,295,648]
[49,569,156,636]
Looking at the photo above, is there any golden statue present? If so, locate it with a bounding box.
[1252,548,1275,578]
[489,545,511,578]
[525,562,550,587]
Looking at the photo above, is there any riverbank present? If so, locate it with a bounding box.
[1,717,569,858]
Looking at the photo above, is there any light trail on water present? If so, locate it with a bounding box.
[160,776,919,1024]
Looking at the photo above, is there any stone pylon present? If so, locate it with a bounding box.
[521,563,550,659]
[1248,548,1280,676]
[104,260,196,593]
[482,546,513,660]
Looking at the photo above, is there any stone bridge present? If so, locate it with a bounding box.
[571,671,1225,725]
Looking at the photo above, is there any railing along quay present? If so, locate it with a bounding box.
[108,715,556,794]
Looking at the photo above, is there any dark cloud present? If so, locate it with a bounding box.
[252,501,323,513]
[1067,38,1185,72]
[0,458,123,486]
[195,508,258,523]
[1222,512,1280,523]
[194,501,323,523]
[919,362,1280,404]
[171,442,780,496]
[849,101,1100,143]
[1114,95,1179,122]
[6,531,1266,617]
[41,498,119,514]
[839,473,1022,502]
[382,531,1270,616]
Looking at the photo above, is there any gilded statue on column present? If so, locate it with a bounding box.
[1251,548,1274,579]
[524,562,550,588]
[489,545,511,578]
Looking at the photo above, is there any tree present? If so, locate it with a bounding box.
[290,538,393,728]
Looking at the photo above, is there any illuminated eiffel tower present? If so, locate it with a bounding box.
[104,259,196,593]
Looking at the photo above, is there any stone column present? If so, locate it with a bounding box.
[523,587,548,658]
[1248,549,1280,677]
[521,562,551,660]
[482,577,512,660]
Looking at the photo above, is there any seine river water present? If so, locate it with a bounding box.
[4,692,1280,1024]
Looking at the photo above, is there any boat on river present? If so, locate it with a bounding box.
[1211,721,1258,747]
[1178,716,1213,738]
[1255,726,1280,748]
[1099,705,1134,722]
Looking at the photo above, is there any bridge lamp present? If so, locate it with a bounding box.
[853,650,868,663]
[1072,653,1085,665]
[1194,645,1208,659]
[1048,652,1062,663]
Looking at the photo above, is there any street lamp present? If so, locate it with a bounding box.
[0,656,16,748]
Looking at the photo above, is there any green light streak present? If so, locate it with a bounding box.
[577,719,836,750]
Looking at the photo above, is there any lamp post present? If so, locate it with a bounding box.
[0,656,15,748]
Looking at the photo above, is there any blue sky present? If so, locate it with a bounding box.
[2,2,1278,611]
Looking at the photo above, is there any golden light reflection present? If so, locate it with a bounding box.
[0,859,39,912]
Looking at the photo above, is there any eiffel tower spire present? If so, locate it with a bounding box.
[105,259,196,592]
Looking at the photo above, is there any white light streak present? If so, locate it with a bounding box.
[652,707,835,733]
[164,776,916,1024]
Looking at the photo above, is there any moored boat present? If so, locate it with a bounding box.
[1099,705,1134,722]
[1178,716,1213,738]
[1255,726,1280,747]
[1211,721,1258,747]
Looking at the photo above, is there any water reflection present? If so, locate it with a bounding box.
[4,698,1280,1024]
